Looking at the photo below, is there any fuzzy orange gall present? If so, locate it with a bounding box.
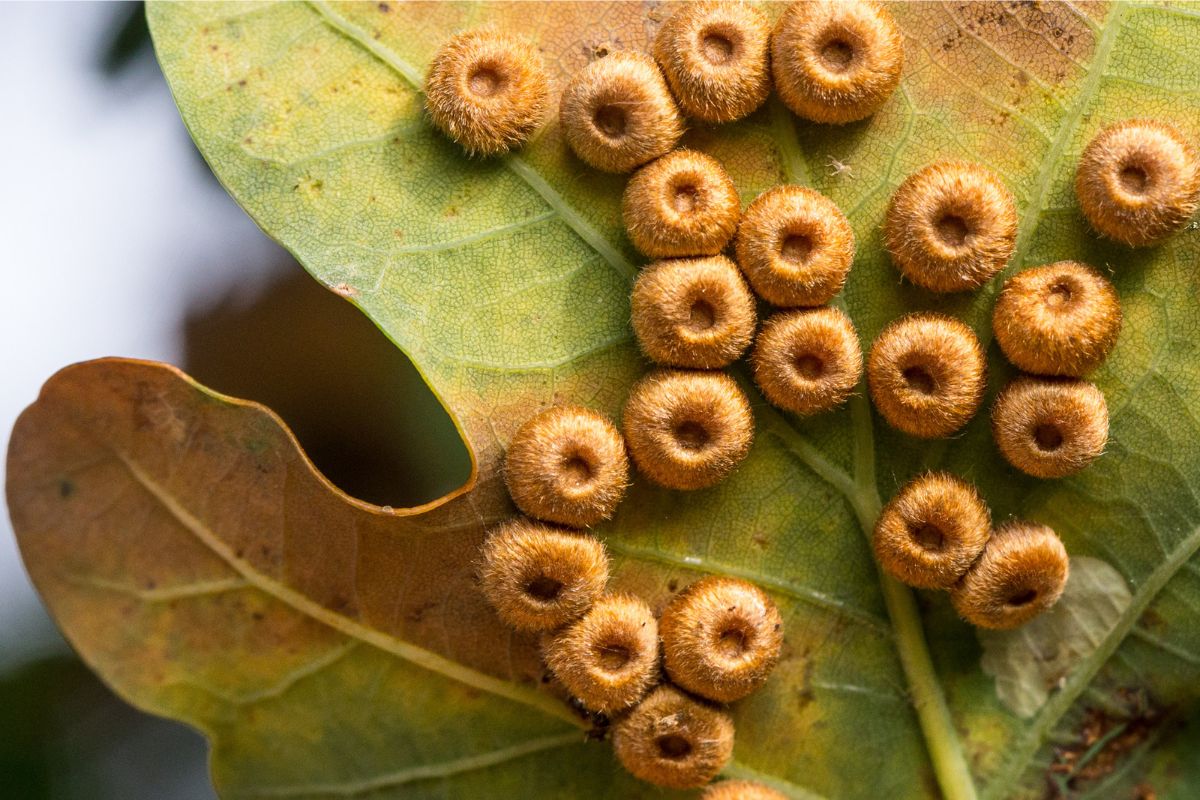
[653,1,772,123]
[702,781,789,800]
[623,370,754,490]
[660,576,783,703]
[751,306,862,416]
[613,685,735,789]
[771,0,903,124]
[951,521,1069,629]
[993,261,1122,377]
[1076,119,1200,246]
[867,313,987,438]
[503,406,628,528]
[735,185,855,307]
[631,256,756,369]
[559,51,684,173]
[478,519,608,632]
[543,594,658,714]
[424,28,550,156]
[992,377,1108,479]
[884,161,1018,292]
[623,150,741,258]
[873,472,991,590]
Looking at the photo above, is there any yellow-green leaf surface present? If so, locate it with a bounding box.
[12,1,1200,798]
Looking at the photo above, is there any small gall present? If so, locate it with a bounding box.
[884,161,1018,292]
[623,150,741,258]
[771,0,904,124]
[873,472,991,590]
[504,406,629,528]
[424,29,550,156]
[613,684,735,789]
[703,781,789,800]
[993,261,1122,377]
[560,51,684,173]
[543,593,659,714]
[867,313,987,438]
[951,521,1069,630]
[479,519,608,632]
[751,306,863,416]
[1076,119,1200,246]
[735,185,856,307]
[991,376,1108,479]
[653,1,772,123]
[623,370,755,490]
[660,576,784,703]
[631,255,757,369]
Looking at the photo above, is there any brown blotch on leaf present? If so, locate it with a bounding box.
[479,518,608,631]
[543,593,658,714]
[613,684,735,789]
[735,185,856,307]
[654,1,772,123]
[771,0,904,124]
[993,261,1122,377]
[873,471,991,589]
[992,376,1108,479]
[560,51,684,173]
[623,150,741,258]
[623,370,754,490]
[424,28,549,156]
[660,576,784,703]
[504,406,628,528]
[751,306,863,416]
[867,312,987,438]
[1076,119,1200,246]
[951,520,1069,629]
[702,780,790,800]
[631,256,756,369]
[884,161,1018,292]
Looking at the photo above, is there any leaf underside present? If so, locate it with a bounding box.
[9,2,1200,799]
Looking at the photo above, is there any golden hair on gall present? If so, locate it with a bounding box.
[751,306,863,416]
[951,521,1069,630]
[559,52,684,173]
[654,1,772,123]
[884,161,1018,292]
[992,377,1108,479]
[702,780,789,800]
[424,28,550,156]
[631,256,756,369]
[623,150,741,258]
[613,685,735,789]
[543,593,658,714]
[503,406,628,528]
[1076,119,1200,246]
[735,185,855,307]
[993,261,1122,377]
[479,519,608,632]
[771,0,903,124]
[660,576,784,703]
[873,472,991,590]
[867,313,987,438]
[623,370,755,490]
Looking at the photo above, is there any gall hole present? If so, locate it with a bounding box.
[912,523,945,552]
[593,104,627,139]
[595,642,632,672]
[935,214,970,247]
[701,31,735,64]
[561,454,595,489]
[820,38,855,72]
[1047,281,1074,308]
[793,353,825,380]
[716,625,749,659]
[656,734,694,760]
[674,420,711,451]
[1119,163,1150,194]
[672,184,700,214]
[1008,588,1038,607]
[526,575,564,602]
[780,233,813,264]
[1034,424,1064,452]
[467,66,504,98]
[902,366,936,395]
[687,298,717,331]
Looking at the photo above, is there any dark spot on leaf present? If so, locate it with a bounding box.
[667,578,679,592]
[1047,690,1165,796]
[377,1,391,11]
[59,480,74,498]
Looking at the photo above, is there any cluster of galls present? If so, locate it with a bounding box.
[424,0,1200,789]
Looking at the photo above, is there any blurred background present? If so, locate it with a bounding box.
[0,4,470,797]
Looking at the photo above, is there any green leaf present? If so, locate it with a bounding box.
[9,2,1200,798]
